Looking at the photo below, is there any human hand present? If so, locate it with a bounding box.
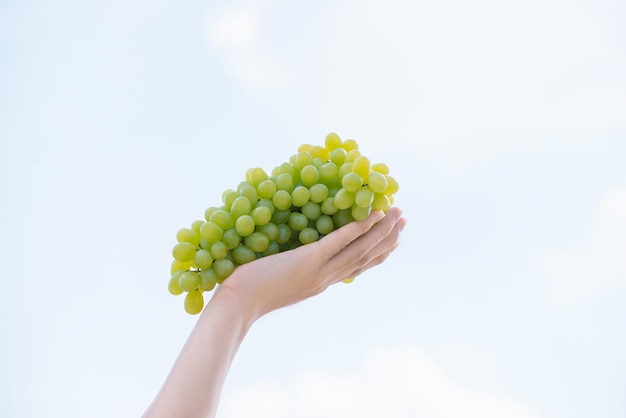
[217,207,406,321]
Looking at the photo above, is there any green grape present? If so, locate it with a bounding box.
[280,162,300,183]
[346,149,362,163]
[257,179,277,199]
[342,138,359,151]
[251,206,272,226]
[351,205,371,221]
[199,239,211,250]
[315,215,334,235]
[238,182,259,204]
[200,268,217,291]
[168,271,184,295]
[384,175,399,195]
[256,198,276,214]
[334,188,355,210]
[232,245,256,265]
[291,185,310,207]
[302,202,322,221]
[172,242,196,262]
[276,223,291,244]
[309,183,328,203]
[200,221,223,243]
[333,209,354,227]
[257,222,279,241]
[245,232,270,252]
[352,155,371,178]
[222,228,241,249]
[262,241,280,256]
[338,162,353,178]
[272,190,292,210]
[313,157,326,168]
[367,171,388,193]
[318,162,338,184]
[210,210,234,230]
[191,220,205,234]
[271,209,291,224]
[210,241,228,260]
[246,167,268,187]
[330,148,347,166]
[309,145,329,161]
[194,249,213,270]
[295,151,314,169]
[355,188,374,208]
[341,172,362,192]
[300,165,320,187]
[372,193,391,211]
[371,162,389,174]
[177,228,200,246]
[288,212,308,231]
[299,227,319,244]
[185,290,204,315]
[179,271,200,292]
[230,196,252,218]
[204,206,218,222]
[235,214,255,237]
[222,189,239,208]
[298,143,312,152]
[213,258,235,282]
[325,132,342,151]
[321,197,338,215]
[171,260,192,274]
[275,173,294,193]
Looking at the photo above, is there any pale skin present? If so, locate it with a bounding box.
[143,207,407,418]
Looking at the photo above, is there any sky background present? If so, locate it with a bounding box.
[1,0,625,417]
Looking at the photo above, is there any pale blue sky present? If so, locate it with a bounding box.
[1,1,625,417]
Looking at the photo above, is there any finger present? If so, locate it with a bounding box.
[315,209,386,259]
[325,208,403,273]
[336,242,400,284]
[330,216,405,282]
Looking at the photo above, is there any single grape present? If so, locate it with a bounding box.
[200,268,217,291]
[342,138,359,151]
[299,227,319,244]
[318,162,338,185]
[232,245,257,265]
[330,148,347,166]
[346,149,362,163]
[257,179,277,199]
[291,185,310,207]
[256,198,276,214]
[257,222,279,241]
[275,173,294,193]
[246,167,268,187]
[302,202,322,221]
[280,162,300,183]
[179,271,200,292]
[338,162,354,178]
[204,206,218,222]
[352,155,371,178]
[194,249,213,270]
[210,241,228,260]
[222,228,242,249]
[276,223,292,244]
[272,190,292,211]
[300,165,320,187]
[298,143,313,152]
[177,228,200,246]
[321,197,338,215]
[210,210,234,230]
[351,205,371,221]
[251,206,272,226]
[325,132,342,151]
[355,188,374,208]
[309,183,328,203]
[371,162,389,174]
[222,189,239,208]
[171,259,192,274]
[213,258,235,282]
[235,214,255,237]
[341,172,363,192]
[200,221,223,243]
[245,232,270,252]
[172,242,196,262]
[168,271,184,295]
[372,193,391,211]
[230,196,252,218]
[288,212,308,231]
[295,151,314,169]
[334,188,355,210]
[384,175,399,195]
[309,145,329,161]
[315,215,334,235]
[367,171,388,193]
[333,209,354,227]
[271,209,291,224]
[191,220,204,234]
[262,241,280,256]
[185,290,204,315]
[238,182,259,204]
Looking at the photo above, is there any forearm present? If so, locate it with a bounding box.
[144,287,254,418]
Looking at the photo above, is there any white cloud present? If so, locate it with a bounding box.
[539,187,626,309]
[219,345,542,418]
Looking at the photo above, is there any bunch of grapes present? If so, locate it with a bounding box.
[168,133,400,314]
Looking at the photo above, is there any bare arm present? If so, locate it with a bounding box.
[143,207,406,418]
